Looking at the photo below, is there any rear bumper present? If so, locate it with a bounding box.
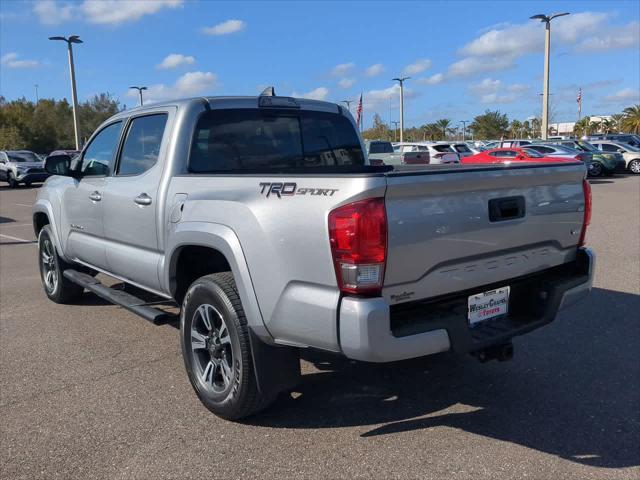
[339,247,594,363]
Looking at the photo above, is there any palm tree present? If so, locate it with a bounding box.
[600,118,615,134]
[621,105,640,134]
[510,120,523,138]
[435,119,452,140]
[611,113,624,132]
[573,117,591,137]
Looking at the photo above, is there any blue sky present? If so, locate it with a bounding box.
[1,0,639,128]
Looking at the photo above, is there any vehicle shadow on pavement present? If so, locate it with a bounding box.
[250,287,640,469]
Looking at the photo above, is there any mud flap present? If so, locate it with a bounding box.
[248,329,301,396]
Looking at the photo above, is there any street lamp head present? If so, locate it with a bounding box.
[68,35,83,44]
[140,86,147,91]
[530,14,549,22]
[550,12,570,20]
[48,36,67,41]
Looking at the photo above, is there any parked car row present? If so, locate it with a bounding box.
[0,149,79,187]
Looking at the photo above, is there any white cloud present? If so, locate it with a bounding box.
[157,53,195,69]
[403,58,432,75]
[338,78,356,89]
[417,73,445,85]
[600,88,640,104]
[364,63,385,77]
[81,0,182,25]
[131,71,218,103]
[468,77,530,104]
[448,56,515,77]
[460,12,609,58]
[575,21,640,52]
[364,84,419,109]
[1,52,40,69]
[33,0,183,26]
[33,0,74,25]
[202,19,246,36]
[292,87,329,101]
[331,62,355,77]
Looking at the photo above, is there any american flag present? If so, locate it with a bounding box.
[355,93,363,130]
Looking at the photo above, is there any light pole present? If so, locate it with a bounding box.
[130,86,148,106]
[530,12,569,140]
[391,121,400,142]
[34,84,39,103]
[49,35,83,150]
[392,76,410,142]
[459,120,470,141]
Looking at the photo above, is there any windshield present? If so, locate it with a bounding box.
[619,142,640,152]
[189,109,364,173]
[7,151,40,163]
[522,148,544,158]
[369,142,394,154]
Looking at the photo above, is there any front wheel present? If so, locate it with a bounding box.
[180,272,275,420]
[629,159,640,175]
[588,162,603,177]
[7,172,18,188]
[38,225,84,303]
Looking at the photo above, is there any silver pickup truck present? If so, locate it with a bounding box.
[34,91,594,420]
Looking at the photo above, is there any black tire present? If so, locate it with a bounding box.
[588,162,603,177]
[8,172,18,188]
[38,225,84,303]
[180,272,275,420]
[628,159,640,175]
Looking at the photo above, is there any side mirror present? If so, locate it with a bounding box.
[45,155,73,176]
[516,154,526,160]
[617,148,625,153]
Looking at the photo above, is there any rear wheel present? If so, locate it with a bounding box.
[38,225,84,303]
[629,159,640,174]
[180,272,275,420]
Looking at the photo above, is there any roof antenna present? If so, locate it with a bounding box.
[260,86,276,96]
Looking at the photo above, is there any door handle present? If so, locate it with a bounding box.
[134,193,152,206]
[89,191,102,202]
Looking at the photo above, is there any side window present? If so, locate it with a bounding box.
[502,150,517,157]
[81,122,123,176]
[117,114,168,175]
[0,152,7,163]
[488,151,500,157]
[601,143,618,152]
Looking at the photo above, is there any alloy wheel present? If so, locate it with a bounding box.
[190,304,234,393]
[41,238,58,293]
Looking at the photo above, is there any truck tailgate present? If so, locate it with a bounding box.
[382,163,587,304]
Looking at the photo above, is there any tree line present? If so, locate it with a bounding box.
[363,105,640,142]
[0,94,121,153]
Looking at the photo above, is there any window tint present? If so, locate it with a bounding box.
[432,145,454,153]
[454,144,472,153]
[601,143,619,152]
[118,114,167,175]
[500,150,517,157]
[81,122,122,176]
[369,142,394,154]
[190,109,364,172]
[488,151,500,157]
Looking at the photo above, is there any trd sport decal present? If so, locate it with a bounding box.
[259,182,339,198]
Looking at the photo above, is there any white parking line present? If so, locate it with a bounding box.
[15,203,33,207]
[0,223,33,228]
[0,233,34,243]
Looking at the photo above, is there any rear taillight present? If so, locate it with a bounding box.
[579,179,592,247]
[328,198,387,296]
[576,153,586,162]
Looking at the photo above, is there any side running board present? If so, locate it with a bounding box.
[63,269,171,324]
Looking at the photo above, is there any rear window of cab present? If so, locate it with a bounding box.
[189,109,364,173]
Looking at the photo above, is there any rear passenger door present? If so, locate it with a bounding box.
[102,111,172,292]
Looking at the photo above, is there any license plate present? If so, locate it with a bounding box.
[468,286,510,326]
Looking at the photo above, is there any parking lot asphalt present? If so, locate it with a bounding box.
[1,176,639,480]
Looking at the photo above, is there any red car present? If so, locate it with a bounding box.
[462,147,576,165]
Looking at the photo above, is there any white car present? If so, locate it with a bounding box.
[0,150,49,188]
[590,141,640,174]
[393,142,459,164]
[435,141,475,158]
